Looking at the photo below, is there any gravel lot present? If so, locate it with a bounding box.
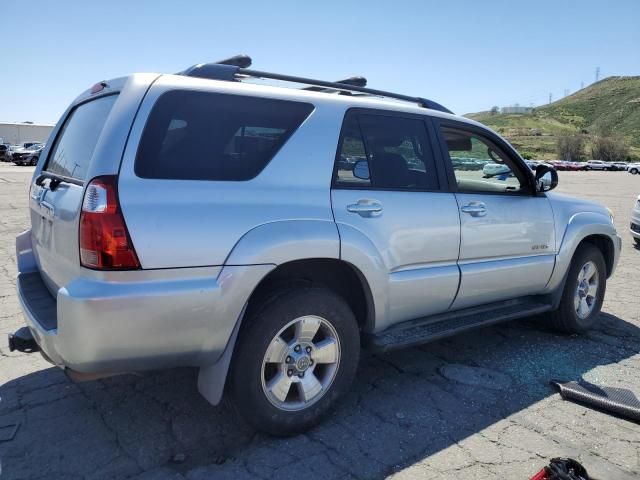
[0,165,638,480]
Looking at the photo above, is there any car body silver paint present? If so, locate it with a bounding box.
[630,195,640,241]
[15,71,622,407]
[18,230,273,372]
[451,192,556,309]
[28,74,160,294]
[543,192,621,291]
[332,189,461,332]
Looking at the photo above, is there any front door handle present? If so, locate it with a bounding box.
[347,200,383,217]
[461,201,487,217]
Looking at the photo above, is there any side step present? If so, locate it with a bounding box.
[365,297,551,352]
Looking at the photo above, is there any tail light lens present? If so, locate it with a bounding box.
[79,176,140,270]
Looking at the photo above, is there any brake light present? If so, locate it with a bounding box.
[79,176,140,270]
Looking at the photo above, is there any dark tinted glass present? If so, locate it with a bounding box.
[135,90,314,181]
[357,114,438,190]
[46,94,117,180]
[335,115,370,187]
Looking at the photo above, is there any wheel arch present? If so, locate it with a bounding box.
[546,211,619,293]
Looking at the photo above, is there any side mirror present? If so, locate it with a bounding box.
[535,164,558,192]
[352,160,370,180]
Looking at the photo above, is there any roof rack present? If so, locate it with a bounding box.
[303,76,367,92]
[179,56,453,114]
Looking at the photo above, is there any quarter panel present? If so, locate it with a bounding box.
[118,76,344,269]
[224,220,339,265]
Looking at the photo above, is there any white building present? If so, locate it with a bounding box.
[0,122,55,146]
[501,106,534,115]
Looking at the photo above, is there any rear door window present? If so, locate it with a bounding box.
[46,94,118,180]
[135,90,314,181]
[334,112,439,190]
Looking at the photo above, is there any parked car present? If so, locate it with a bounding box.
[0,143,11,162]
[584,160,611,171]
[482,162,511,177]
[631,196,640,246]
[12,143,44,166]
[566,161,586,171]
[9,58,621,435]
[609,162,628,171]
[626,163,640,175]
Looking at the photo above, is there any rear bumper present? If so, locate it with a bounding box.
[16,230,273,373]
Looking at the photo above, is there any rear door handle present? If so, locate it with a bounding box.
[347,200,383,217]
[461,202,487,217]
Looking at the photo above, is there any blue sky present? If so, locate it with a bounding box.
[2,0,639,123]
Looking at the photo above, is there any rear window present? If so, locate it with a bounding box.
[135,90,314,181]
[46,94,117,180]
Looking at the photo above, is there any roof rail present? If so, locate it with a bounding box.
[180,58,453,114]
[303,76,367,92]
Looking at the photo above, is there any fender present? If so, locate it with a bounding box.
[545,211,619,293]
[197,219,341,405]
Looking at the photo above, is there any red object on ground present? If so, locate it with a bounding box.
[530,469,549,480]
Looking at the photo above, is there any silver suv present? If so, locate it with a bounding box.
[11,56,621,435]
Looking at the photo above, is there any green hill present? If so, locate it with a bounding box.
[466,76,640,160]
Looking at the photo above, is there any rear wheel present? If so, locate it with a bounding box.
[229,286,360,436]
[547,244,606,333]
[30,157,38,166]
[631,168,639,175]
[634,238,640,246]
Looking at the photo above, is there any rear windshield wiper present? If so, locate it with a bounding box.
[35,172,83,190]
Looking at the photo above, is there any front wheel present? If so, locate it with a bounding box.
[229,287,360,436]
[631,168,639,175]
[634,238,640,247]
[547,244,606,333]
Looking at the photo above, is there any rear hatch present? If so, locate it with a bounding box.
[29,75,157,294]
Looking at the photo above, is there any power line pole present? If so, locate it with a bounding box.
[581,81,584,89]
[564,89,569,97]
[548,92,552,104]
[595,67,600,82]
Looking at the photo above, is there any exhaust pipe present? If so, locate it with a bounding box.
[8,327,39,353]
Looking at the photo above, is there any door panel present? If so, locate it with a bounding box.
[333,189,461,328]
[332,110,461,330]
[437,121,556,310]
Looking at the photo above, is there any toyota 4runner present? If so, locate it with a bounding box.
[11,56,621,435]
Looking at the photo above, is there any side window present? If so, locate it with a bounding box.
[334,112,439,190]
[136,91,314,181]
[441,126,527,194]
[335,115,370,187]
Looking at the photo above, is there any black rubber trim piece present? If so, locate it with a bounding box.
[551,379,640,423]
[366,297,551,352]
[18,272,57,331]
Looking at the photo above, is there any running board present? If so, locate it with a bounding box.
[365,297,552,352]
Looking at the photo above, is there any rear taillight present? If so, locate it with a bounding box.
[79,176,140,270]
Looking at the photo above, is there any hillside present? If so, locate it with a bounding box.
[466,76,640,160]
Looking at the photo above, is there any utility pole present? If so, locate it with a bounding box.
[581,81,584,89]
[564,89,569,98]
[595,67,600,82]
[548,92,552,104]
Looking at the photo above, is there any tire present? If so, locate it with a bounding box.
[635,238,640,247]
[228,286,360,436]
[631,168,639,175]
[547,244,606,333]
[585,166,591,171]
[30,157,38,166]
